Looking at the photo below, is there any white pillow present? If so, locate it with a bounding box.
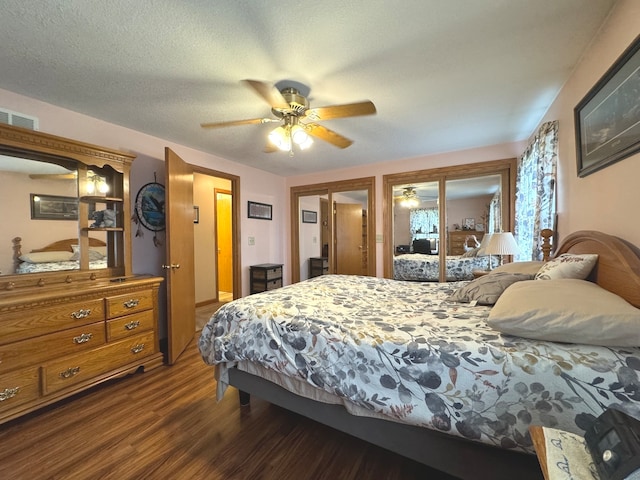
[487,279,640,346]
[534,253,597,280]
[70,249,104,261]
[19,251,74,263]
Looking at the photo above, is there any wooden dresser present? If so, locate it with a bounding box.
[0,124,164,424]
[448,230,485,256]
[0,276,163,424]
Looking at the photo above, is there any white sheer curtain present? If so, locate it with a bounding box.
[409,208,438,241]
[514,121,558,261]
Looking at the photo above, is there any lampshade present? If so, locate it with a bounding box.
[476,233,493,256]
[485,232,519,256]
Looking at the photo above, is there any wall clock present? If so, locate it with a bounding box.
[134,182,165,232]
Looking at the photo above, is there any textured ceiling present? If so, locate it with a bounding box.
[0,1,617,176]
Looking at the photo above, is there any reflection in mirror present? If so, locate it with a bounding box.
[392,175,503,281]
[0,153,113,276]
[392,182,440,281]
[333,190,368,275]
[299,194,328,281]
[445,175,501,277]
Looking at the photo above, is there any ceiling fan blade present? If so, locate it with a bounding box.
[242,79,290,110]
[29,173,76,180]
[305,123,353,149]
[305,101,376,122]
[263,142,278,153]
[200,118,276,129]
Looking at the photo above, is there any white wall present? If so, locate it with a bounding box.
[0,88,287,297]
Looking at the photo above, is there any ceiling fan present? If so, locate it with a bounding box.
[201,80,376,152]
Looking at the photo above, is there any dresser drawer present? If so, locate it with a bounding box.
[106,310,154,341]
[251,278,282,291]
[41,331,156,396]
[0,322,106,375]
[0,366,40,414]
[106,289,154,318]
[251,266,282,280]
[0,298,105,345]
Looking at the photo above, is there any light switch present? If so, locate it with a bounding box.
[248,236,255,246]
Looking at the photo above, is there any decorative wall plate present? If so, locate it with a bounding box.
[135,182,165,231]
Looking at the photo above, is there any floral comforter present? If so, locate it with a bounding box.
[199,274,640,453]
[393,254,498,281]
[16,259,107,273]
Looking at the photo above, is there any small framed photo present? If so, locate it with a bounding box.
[193,205,199,224]
[301,210,317,223]
[248,201,272,220]
[463,218,475,230]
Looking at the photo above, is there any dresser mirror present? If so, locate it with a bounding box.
[0,124,134,287]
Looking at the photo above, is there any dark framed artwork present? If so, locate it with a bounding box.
[248,201,272,220]
[193,206,199,224]
[301,210,317,223]
[575,34,640,177]
[30,194,78,220]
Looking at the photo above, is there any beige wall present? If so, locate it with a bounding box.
[540,0,640,247]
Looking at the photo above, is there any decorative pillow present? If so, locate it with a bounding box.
[91,246,107,257]
[534,253,597,280]
[491,261,544,276]
[19,251,74,263]
[448,272,534,305]
[461,247,479,258]
[487,279,640,346]
[70,249,105,261]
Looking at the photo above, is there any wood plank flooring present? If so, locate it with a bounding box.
[0,335,458,480]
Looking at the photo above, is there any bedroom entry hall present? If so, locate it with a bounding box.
[164,149,240,364]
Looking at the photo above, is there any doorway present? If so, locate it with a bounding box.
[166,157,241,364]
[215,188,233,300]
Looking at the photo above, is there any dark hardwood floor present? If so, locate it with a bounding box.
[0,335,458,480]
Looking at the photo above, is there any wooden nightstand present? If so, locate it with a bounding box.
[249,264,283,294]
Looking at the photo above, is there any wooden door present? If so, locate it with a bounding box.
[334,203,363,275]
[165,148,196,364]
[216,189,233,293]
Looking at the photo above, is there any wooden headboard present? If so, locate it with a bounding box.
[12,237,107,273]
[554,230,640,308]
[30,237,106,253]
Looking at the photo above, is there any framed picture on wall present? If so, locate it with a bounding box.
[248,201,272,220]
[301,210,317,223]
[30,194,78,220]
[575,34,640,177]
[463,218,475,230]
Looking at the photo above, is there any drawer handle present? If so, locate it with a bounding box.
[124,320,140,331]
[0,387,19,402]
[131,344,145,354]
[123,299,140,309]
[59,366,80,379]
[73,333,93,344]
[70,309,91,319]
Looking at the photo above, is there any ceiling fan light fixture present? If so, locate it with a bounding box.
[268,126,291,151]
[291,124,313,149]
[400,187,420,208]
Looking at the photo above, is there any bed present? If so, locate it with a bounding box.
[199,230,640,479]
[393,252,499,281]
[12,237,108,274]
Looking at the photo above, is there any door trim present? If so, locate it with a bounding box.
[192,165,241,300]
